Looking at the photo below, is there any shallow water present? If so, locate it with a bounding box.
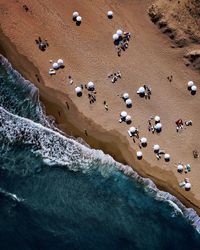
[0,57,200,250]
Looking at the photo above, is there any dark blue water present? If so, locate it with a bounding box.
[0,57,200,250]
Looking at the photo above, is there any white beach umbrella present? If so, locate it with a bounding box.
[113,33,119,41]
[177,164,183,172]
[116,29,123,36]
[123,93,129,100]
[125,115,132,122]
[87,81,95,90]
[136,151,143,159]
[129,127,136,134]
[191,85,197,92]
[137,87,145,94]
[154,123,162,131]
[187,81,194,88]
[107,11,113,18]
[185,182,191,190]
[76,16,82,22]
[125,99,132,106]
[140,137,147,144]
[57,59,64,67]
[75,86,82,94]
[120,111,127,118]
[154,115,160,122]
[153,144,160,152]
[72,11,79,18]
[52,62,59,70]
[164,153,170,161]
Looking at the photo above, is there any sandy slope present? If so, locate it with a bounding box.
[149,0,200,47]
[0,0,200,212]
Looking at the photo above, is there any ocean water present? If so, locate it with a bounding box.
[0,56,200,250]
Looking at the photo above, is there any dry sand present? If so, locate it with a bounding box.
[0,0,200,213]
[149,0,200,48]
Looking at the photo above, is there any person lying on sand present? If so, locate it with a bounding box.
[116,71,121,78]
[132,130,139,142]
[149,125,155,133]
[68,75,73,85]
[135,129,140,139]
[124,32,131,40]
[104,101,108,111]
[176,119,184,132]
[193,150,199,159]
[156,149,165,160]
[112,76,118,83]
[147,87,152,98]
[88,93,96,104]
[185,120,192,126]
[117,48,121,57]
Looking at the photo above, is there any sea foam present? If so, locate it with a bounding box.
[1,55,200,233]
[1,107,200,233]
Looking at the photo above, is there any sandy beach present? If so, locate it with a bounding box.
[0,0,200,213]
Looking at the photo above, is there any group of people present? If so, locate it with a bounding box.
[116,32,131,57]
[128,127,140,142]
[68,16,197,192]
[179,178,191,191]
[85,85,97,104]
[35,36,49,51]
[88,93,96,104]
[108,71,122,83]
[148,116,161,133]
[175,161,191,174]
[133,130,140,142]
[175,119,192,132]
[143,84,152,99]
[155,149,166,160]
[167,75,173,82]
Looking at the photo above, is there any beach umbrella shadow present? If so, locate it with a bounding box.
[191,90,196,95]
[76,21,81,26]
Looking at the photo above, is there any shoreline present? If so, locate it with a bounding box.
[1,31,200,216]
[0,0,200,216]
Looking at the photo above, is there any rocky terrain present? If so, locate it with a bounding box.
[148,0,200,48]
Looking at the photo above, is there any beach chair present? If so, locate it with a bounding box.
[49,69,56,75]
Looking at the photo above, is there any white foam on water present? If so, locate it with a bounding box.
[168,200,183,215]
[0,55,51,127]
[1,106,200,232]
[0,107,117,174]
[0,187,24,203]
[1,54,200,233]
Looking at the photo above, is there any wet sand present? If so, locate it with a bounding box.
[0,0,200,213]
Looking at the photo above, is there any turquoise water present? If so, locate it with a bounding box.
[0,56,200,250]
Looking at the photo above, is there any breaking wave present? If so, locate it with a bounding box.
[0,187,24,203]
[0,106,200,233]
[0,53,200,241]
[0,55,50,126]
